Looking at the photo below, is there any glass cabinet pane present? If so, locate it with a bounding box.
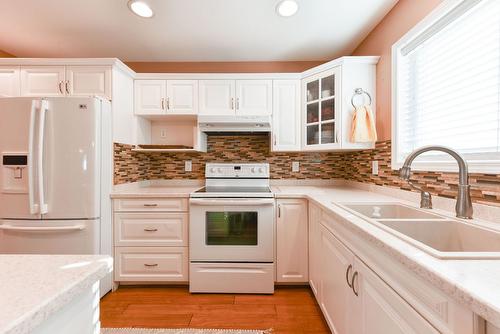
[307,102,319,123]
[307,125,319,145]
[321,98,335,121]
[307,80,319,102]
[321,75,335,98]
[321,122,335,144]
[206,212,258,245]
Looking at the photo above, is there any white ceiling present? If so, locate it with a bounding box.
[0,0,398,62]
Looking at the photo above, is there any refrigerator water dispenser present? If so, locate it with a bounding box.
[2,153,28,193]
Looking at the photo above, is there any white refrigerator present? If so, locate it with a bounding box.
[0,96,113,294]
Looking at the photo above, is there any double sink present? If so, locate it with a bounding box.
[339,203,500,259]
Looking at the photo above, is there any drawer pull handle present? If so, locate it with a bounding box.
[144,228,158,232]
[143,204,158,207]
[144,263,158,267]
[346,264,353,288]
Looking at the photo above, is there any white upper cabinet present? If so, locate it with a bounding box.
[0,66,20,97]
[235,80,272,116]
[20,65,112,98]
[199,80,235,116]
[135,79,198,116]
[65,66,111,100]
[166,80,198,115]
[272,80,301,151]
[21,66,66,96]
[276,199,308,283]
[134,80,167,115]
[303,67,341,150]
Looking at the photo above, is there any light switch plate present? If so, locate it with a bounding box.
[372,160,379,175]
[292,161,300,172]
[185,161,192,172]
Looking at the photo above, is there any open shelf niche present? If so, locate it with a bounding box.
[133,115,207,152]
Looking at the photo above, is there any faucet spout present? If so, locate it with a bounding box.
[399,145,473,219]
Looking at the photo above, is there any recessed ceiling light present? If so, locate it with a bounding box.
[276,0,299,17]
[128,0,154,18]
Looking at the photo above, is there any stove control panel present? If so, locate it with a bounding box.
[205,163,270,178]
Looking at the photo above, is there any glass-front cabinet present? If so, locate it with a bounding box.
[303,67,341,150]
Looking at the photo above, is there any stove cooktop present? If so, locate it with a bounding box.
[190,186,274,198]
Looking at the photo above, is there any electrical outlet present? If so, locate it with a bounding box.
[372,160,379,175]
[292,161,300,172]
[185,160,192,172]
[160,129,167,138]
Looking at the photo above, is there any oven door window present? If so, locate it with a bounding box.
[206,212,258,246]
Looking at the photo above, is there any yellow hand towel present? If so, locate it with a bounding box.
[350,105,377,143]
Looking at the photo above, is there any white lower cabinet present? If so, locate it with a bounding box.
[112,197,189,285]
[115,246,188,282]
[318,223,438,334]
[276,199,308,283]
[308,203,321,296]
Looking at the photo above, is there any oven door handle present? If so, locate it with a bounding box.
[189,198,275,206]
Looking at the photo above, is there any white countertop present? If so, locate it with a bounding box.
[109,180,500,327]
[111,180,202,198]
[0,255,112,334]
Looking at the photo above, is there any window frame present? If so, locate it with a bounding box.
[391,0,500,174]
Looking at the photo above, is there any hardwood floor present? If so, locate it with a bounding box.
[100,286,330,333]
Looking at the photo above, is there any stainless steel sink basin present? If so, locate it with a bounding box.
[376,219,500,259]
[339,202,500,259]
[343,203,441,220]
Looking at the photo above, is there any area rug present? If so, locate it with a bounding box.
[101,329,272,334]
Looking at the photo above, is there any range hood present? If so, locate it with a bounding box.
[198,115,272,132]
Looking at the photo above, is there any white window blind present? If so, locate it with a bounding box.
[394,0,500,171]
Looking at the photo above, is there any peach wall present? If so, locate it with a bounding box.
[125,61,325,73]
[0,49,14,57]
[352,0,442,141]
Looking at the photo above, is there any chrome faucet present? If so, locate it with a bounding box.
[399,146,473,219]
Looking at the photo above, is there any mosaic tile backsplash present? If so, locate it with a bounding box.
[114,135,500,206]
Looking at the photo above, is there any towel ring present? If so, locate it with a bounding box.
[351,88,372,108]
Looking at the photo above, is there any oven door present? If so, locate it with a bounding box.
[189,198,275,262]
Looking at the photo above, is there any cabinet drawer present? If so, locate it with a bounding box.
[114,213,188,246]
[114,198,188,212]
[115,247,188,282]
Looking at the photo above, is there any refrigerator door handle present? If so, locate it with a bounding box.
[38,100,49,215]
[0,224,85,231]
[28,100,39,214]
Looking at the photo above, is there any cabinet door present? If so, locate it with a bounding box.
[134,80,166,115]
[303,67,341,150]
[199,80,235,115]
[276,199,308,283]
[66,66,111,100]
[235,80,272,116]
[272,80,301,151]
[166,80,198,115]
[308,203,321,297]
[0,66,20,97]
[320,224,355,334]
[20,66,65,96]
[351,258,439,334]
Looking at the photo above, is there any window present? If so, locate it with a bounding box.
[392,0,500,173]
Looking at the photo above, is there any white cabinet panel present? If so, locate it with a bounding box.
[351,257,439,334]
[114,197,188,212]
[308,203,321,297]
[66,66,111,100]
[199,80,235,115]
[236,80,272,115]
[115,246,188,281]
[134,80,166,115]
[319,224,355,334]
[272,80,301,151]
[0,66,20,97]
[21,66,65,96]
[114,212,188,247]
[166,80,198,115]
[276,199,308,283]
